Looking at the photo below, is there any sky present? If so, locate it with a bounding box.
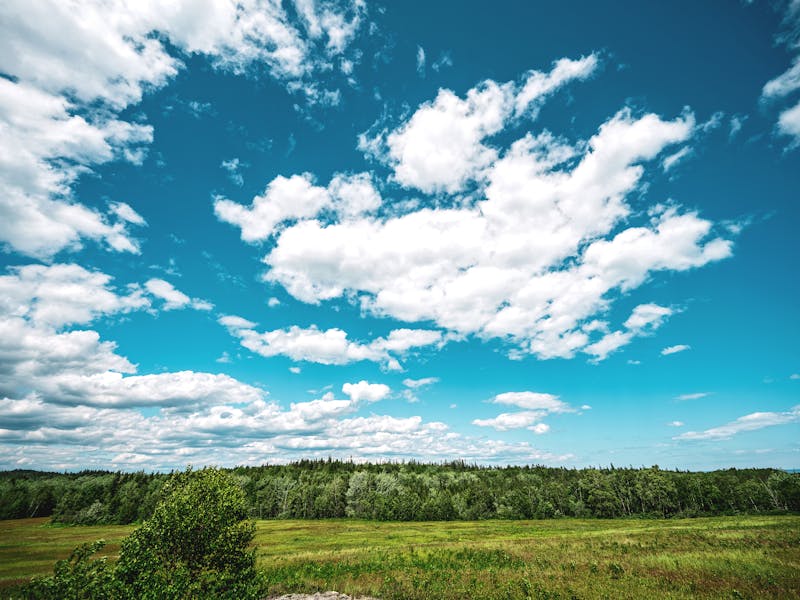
[0,0,798,472]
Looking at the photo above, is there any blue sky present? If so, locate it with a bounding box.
[0,0,798,472]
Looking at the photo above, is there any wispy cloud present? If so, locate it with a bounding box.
[661,344,691,356]
[675,405,800,441]
[675,392,711,401]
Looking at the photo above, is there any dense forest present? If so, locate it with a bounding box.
[1,461,798,524]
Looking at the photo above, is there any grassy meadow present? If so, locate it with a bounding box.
[1,515,799,598]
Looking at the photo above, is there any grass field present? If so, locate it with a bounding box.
[1,516,799,598]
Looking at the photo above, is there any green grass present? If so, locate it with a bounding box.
[2,516,799,598]
[0,518,133,590]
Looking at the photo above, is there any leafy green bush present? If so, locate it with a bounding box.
[20,467,261,600]
[116,467,259,599]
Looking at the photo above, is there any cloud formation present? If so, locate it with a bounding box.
[0,391,570,471]
[761,2,800,145]
[0,0,367,257]
[0,263,259,409]
[250,88,729,360]
[219,315,444,370]
[473,391,578,433]
[661,344,691,356]
[675,405,800,440]
[360,55,599,194]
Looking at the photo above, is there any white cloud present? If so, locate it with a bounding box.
[728,114,747,140]
[214,174,331,242]
[0,263,148,328]
[473,411,548,432]
[219,315,443,370]
[0,263,260,411]
[675,405,800,441]
[763,56,800,100]
[489,391,572,412]
[0,392,572,471]
[432,52,453,72]
[416,45,426,76]
[627,359,641,365]
[0,78,152,258]
[583,331,632,362]
[0,0,367,257]
[327,172,382,218]
[145,278,212,311]
[791,373,800,380]
[360,55,598,194]
[262,79,727,360]
[342,380,390,403]
[777,101,800,141]
[761,5,800,145]
[215,171,382,242]
[675,392,710,401]
[474,391,578,433]
[661,344,691,356]
[402,377,439,389]
[624,303,673,331]
[39,371,264,409]
[289,366,301,374]
[221,158,245,187]
[584,303,674,361]
[662,146,693,172]
[268,297,281,307]
[668,421,685,427]
[109,202,146,226]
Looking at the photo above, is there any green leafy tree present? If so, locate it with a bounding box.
[115,467,259,599]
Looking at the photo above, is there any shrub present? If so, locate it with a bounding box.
[21,467,261,600]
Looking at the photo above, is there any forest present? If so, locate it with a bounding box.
[2,461,798,524]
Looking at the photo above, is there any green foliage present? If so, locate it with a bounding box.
[18,540,120,600]
[17,468,261,600]
[1,463,799,525]
[115,467,259,599]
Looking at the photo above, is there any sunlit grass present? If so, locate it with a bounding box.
[1,515,798,598]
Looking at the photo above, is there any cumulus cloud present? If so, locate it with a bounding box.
[359,54,598,194]
[258,79,728,360]
[0,392,572,471]
[489,391,572,412]
[473,411,548,432]
[661,344,691,356]
[0,263,258,410]
[0,0,367,257]
[215,171,381,242]
[342,380,391,403]
[215,174,331,242]
[674,405,800,441]
[219,315,443,370]
[0,263,148,328]
[473,391,577,432]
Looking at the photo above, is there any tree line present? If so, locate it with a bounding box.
[1,461,798,524]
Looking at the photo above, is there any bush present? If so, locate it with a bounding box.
[21,467,261,600]
[116,467,259,599]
